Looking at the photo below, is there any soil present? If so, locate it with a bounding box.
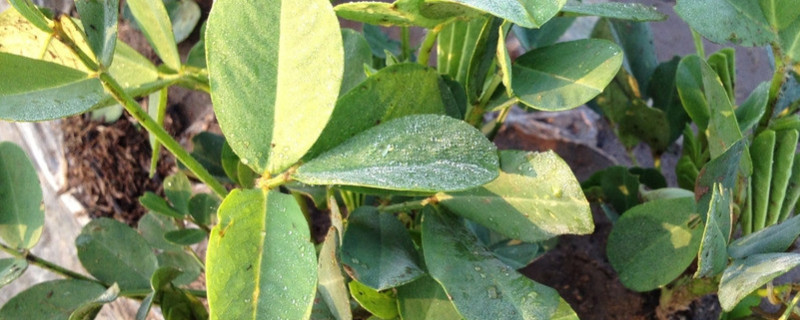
[61,111,183,225]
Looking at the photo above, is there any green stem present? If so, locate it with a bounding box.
[176,66,210,93]
[691,28,705,58]
[122,289,207,299]
[758,44,788,134]
[401,26,411,61]
[0,243,101,284]
[780,291,800,320]
[99,72,228,197]
[466,72,503,127]
[378,196,437,213]
[256,166,297,190]
[484,98,519,140]
[418,25,443,66]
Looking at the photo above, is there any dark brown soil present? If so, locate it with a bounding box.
[522,207,660,320]
[61,112,182,225]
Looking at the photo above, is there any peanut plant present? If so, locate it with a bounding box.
[5,0,780,319]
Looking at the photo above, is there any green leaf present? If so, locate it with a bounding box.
[207,0,343,175]
[136,293,156,320]
[736,82,769,133]
[0,280,106,320]
[317,227,352,320]
[158,287,208,320]
[0,142,44,249]
[0,9,159,110]
[597,18,659,94]
[551,298,580,320]
[466,221,554,269]
[780,18,800,62]
[438,150,592,242]
[188,193,219,226]
[422,207,564,319]
[76,218,158,291]
[187,132,230,183]
[397,275,461,320]
[512,39,623,111]
[465,17,502,103]
[126,0,180,70]
[512,18,575,51]
[164,172,192,215]
[340,28,372,97]
[718,253,800,311]
[151,266,182,291]
[497,21,514,96]
[437,17,486,85]
[207,189,316,319]
[759,0,800,30]
[424,0,565,28]
[695,184,732,278]
[607,197,703,292]
[138,212,182,251]
[349,280,398,319]
[341,207,424,290]
[561,3,667,21]
[295,114,499,193]
[582,166,641,213]
[68,283,120,320]
[675,54,710,130]
[675,0,774,47]
[0,258,27,288]
[75,0,118,67]
[7,0,51,32]
[156,251,203,286]
[650,57,691,144]
[167,0,201,43]
[363,24,401,59]
[304,63,455,161]
[164,229,206,246]
[728,213,800,259]
[334,0,447,28]
[676,55,744,158]
[185,38,205,68]
[695,139,746,218]
[707,49,736,102]
[0,53,105,122]
[220,140,241,185]
[139,192,184,219]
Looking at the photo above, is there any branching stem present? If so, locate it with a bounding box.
[99,72,228,197]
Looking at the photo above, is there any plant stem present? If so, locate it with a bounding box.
[690,28,705,58]
[779,290,800,320]
[176,66,210,93]
[0,243,101,284]
[401,26,411,61]
[122,288,207,299]
[99,72,228,197]
[256,166,297,190]
[378,196,437,213]
[418,25,443,66]
[466,72,503,127]
[484,98,518,140]
[758,44,788,134]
